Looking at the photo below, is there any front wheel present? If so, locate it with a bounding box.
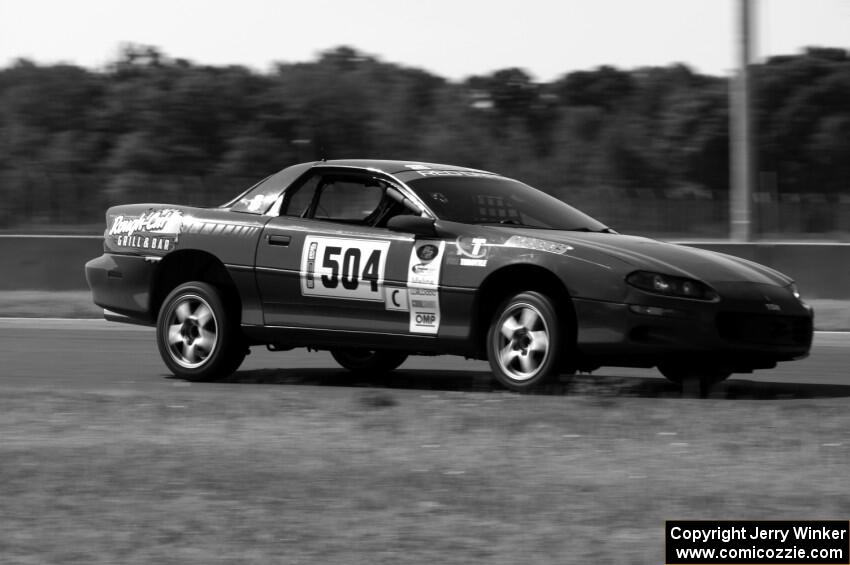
[156,282,246,381]
[487,291,562,391]
[330,349,408,375]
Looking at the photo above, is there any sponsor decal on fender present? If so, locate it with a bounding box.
[407,240,445,334]
[108,209,183,251]
[455,237,488,266]
[504,235,572,255]
[417,244,439,261]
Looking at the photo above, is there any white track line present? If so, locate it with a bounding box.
[0,318,152,331]
[811,332,849,346]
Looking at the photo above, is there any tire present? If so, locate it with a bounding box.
[486,291,563,391]
[658,364,731,396]
[156,281,246,381]
[330,349,408,375]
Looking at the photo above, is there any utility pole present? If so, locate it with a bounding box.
[730,0,754,241]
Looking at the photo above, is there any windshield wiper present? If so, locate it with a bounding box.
[566,227,615,233]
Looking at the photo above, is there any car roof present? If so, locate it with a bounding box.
[313,159,496,176]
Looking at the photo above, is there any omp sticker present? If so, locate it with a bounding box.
[411,305,438,330]
[407,240,444,334]
[385,287,409,311]
[109,209,183,251]
[460,258,487,267]
[300,236,390,301]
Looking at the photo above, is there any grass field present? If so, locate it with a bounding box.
[1,291,849,330]
[1,378,848,564]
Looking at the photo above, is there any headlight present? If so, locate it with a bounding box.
[626,271,718,301]
[788,282,801,300]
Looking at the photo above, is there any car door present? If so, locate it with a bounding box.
[255,169,446,337]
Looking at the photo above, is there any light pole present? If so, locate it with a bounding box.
[730,0,754,241]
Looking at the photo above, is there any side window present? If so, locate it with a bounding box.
[281,176,321,217]
[314,180,384,224]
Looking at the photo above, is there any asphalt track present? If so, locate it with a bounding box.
[0,319,847,396]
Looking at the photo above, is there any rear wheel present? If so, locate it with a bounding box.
[156,282,246,381]
[487,291,562,391]
[330,349,408,375]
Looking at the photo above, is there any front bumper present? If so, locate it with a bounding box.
[572,283,813,369]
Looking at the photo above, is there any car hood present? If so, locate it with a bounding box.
[505,229,793,286]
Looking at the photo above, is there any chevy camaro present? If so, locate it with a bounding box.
[86,160,813,391]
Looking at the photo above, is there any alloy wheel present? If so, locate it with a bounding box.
[494,303,551,381]
[164,294,218,369]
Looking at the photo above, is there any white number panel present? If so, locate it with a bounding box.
[300,236,390,301]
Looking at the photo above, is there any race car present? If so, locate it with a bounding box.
[85,160,813,391]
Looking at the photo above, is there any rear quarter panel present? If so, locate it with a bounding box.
[101,204,270,324]
[104,204,268,264]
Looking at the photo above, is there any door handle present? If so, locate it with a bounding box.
[267,234,291,246]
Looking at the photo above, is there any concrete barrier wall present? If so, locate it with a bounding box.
[677,242,850,299]
[0,236,103,291]
[0,236,848,299]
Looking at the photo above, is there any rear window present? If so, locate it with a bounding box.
[226,162,315,214]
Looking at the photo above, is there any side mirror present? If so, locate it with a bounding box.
[386,186,425,215]
[387,215,437,237]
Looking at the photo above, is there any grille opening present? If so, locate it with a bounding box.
[716,313,812,347]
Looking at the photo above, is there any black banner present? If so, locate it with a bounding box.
[666,520,849,564]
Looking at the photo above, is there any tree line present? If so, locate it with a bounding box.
[0,44,847,227]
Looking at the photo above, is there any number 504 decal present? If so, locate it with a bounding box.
[300,236,390,301]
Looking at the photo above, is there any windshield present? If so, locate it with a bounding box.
[406,175,609,231]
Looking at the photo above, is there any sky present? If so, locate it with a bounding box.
[0,0,847,81]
